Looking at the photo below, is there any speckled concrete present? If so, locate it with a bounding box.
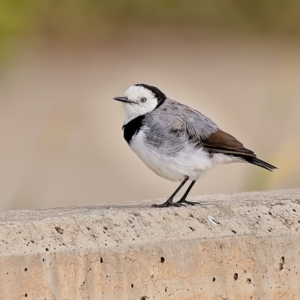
[1,189,300,299]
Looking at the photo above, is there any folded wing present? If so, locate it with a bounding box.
[201,130,277,171]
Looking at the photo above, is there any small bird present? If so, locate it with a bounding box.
[113,84,277,207]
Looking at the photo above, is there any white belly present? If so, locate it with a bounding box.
[129,130,214,182]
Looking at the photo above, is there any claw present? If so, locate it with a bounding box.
[175,199,201,206]
[151,199,186,208]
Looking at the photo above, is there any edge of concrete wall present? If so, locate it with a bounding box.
[1,189,300,300]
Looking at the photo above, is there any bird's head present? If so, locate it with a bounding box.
[113,84,166,123]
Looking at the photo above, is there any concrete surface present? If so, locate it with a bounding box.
[1,189,300,299]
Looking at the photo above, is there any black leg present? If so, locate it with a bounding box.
[176,180,201,206]
[151,177,189,208]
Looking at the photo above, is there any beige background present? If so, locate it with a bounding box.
[0,28,300,210]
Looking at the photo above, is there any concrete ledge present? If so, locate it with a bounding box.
[1,189,300,300]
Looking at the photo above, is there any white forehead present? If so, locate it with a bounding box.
[125,85,155,100]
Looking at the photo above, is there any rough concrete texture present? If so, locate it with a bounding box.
[1,189,300,300]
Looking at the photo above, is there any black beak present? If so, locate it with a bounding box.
[113,96,136,104]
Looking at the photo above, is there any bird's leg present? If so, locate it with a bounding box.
[176,180,201,206]
[151,177,189,208]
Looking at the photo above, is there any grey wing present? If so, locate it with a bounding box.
[144,98,219,148]
[179,103,219,140]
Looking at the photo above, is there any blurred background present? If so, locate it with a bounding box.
[0,0,300,210]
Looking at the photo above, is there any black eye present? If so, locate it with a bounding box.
[141,97,147,103]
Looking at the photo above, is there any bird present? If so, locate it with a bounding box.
[113,83,277,208]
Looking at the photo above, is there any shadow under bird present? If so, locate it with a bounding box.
[113,84,277,207]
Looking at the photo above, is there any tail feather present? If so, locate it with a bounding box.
[242,156,277,172]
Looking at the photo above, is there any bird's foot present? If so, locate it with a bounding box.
[175,199,201,206]
[151,199,185,208]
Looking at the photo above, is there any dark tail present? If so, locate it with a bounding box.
[242,156,277,172]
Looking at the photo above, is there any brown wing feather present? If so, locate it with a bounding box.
[202,130,256,158]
